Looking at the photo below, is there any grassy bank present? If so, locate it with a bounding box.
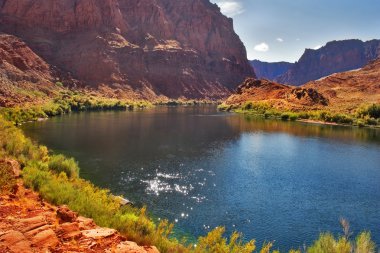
[154,99,218,106]
[0,105,378,252]
[0,92,152,125]
[219,102,380,128]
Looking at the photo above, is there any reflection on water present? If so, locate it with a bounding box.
[21,106,380,251]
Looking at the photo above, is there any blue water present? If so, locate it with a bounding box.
[21,106,380,251]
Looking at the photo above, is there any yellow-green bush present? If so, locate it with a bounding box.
[0,162,16,193]
[0,93,153,125]
[307,232,376,253]
[48,154,79,178]
[194,227,255,253]
[357,104,380,119]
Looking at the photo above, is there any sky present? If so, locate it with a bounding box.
[210,0,380,62]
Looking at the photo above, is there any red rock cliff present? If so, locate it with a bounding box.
[0,0,255,99]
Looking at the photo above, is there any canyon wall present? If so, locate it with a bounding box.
[0,0,255,100]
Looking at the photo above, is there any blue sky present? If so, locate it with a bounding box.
[211,0,380,62]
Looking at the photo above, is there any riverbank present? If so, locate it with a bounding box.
[218,102,380,129]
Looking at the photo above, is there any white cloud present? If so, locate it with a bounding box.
[313,45,322,50]
[276,38,284,42]
[216,1,244,17]
[254,42,269,52]
[296,38,301,41]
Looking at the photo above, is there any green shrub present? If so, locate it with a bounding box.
[243,102,254,110]
[0,162,17,193]
[307,231,376,253]
[48,154,79,178]
[357,104,380,119]
[365,117,377,126]
[307,233,351,253]
[289,113,299,121]
[281,113,290,121]
[357,120,366,128]
[264,111,272,119]
[355,232,375,253]
[0,116,47,165]
[194,227,255,253]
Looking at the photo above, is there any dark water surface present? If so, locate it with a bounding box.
[22,106,380,250]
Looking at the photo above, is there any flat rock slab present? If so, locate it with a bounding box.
[31,229,59,249]
[0,230,33,253]
[82,228,117,239]
[114,241,160,253]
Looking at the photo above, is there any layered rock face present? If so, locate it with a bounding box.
[250,60,293,80]
[0,34,61,106]
[276,39,380,86]
[0,0,254,100]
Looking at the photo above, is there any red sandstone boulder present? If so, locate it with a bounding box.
[57,205,78,223]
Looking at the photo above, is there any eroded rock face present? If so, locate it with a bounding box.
[304,58,380,111]
[0,34,62,106]
[276,39,380,86]
[225,78,328,110]
[0,0,254,99]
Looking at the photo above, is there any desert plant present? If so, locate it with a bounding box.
[194,227,255,253]
[354,232,375,253]
[0,162,16,193]
[48,154,79,178]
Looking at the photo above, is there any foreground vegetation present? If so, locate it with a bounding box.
[219,102,380,128]
[0,105,378,252]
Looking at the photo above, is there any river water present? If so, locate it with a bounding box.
[21,106,380,250]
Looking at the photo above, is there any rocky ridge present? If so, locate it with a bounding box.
[224,58,380,112]
[0,34,61,107]
[276,39,380,86]
[224,78,328,110]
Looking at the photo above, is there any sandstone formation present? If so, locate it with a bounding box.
[304,58,380,112]
[0,34,61,107]
[224,58,380,113]
[276,39,380,86]
[0,0,255,100]
[224,78,328,110]
[250,60,293,80]
[0,160,159,253]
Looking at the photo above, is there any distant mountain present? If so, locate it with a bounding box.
[250,60,294,80]
[223,58,380,112]
[276,39,380,86]
[0,0,254,100]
